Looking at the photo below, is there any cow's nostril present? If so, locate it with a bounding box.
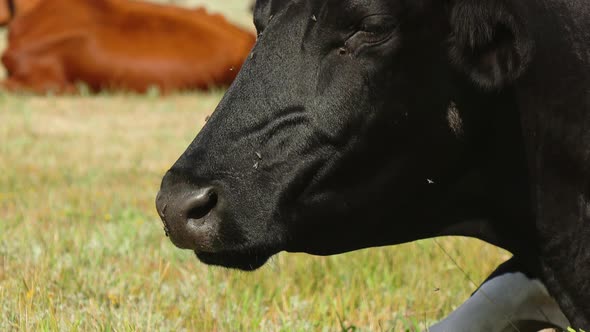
[183,187,218,221]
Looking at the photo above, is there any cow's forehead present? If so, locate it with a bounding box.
[254,0,408,33]
[261,0,404,15]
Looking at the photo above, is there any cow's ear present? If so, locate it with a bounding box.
[447,0,534,90]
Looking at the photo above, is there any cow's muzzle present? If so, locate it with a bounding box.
[155,172,219,251]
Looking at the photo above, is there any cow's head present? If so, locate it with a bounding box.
[156,0,533,270]
[0,0,39,25]
[0,0,14,25]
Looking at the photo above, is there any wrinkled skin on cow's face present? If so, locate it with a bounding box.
[157,0,534,270]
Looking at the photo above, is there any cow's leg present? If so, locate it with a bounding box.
[427,257,569,332]
[0,76,76,94]
[0,78,26,91]
[530,175,590,328]
[2,50,75,94]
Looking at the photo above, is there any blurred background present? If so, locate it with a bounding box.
[0,0,510,330]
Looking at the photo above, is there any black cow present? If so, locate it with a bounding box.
[156,0,590,328]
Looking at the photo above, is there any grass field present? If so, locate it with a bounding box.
[0,1,511,331]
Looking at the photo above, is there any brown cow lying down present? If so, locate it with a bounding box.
[0,0,40,26]
[0,0,256,93]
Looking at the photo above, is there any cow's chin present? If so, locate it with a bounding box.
[195,250,274,271]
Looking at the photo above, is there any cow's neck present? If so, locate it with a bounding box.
[432,86,536,257]
[516,1,590,324]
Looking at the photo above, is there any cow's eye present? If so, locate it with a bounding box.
[351,15,397,44]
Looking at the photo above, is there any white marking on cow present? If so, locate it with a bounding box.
[311,15,317,22]
[427,179,435,184]
[427,272,570,332]
[446,101,463,137]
